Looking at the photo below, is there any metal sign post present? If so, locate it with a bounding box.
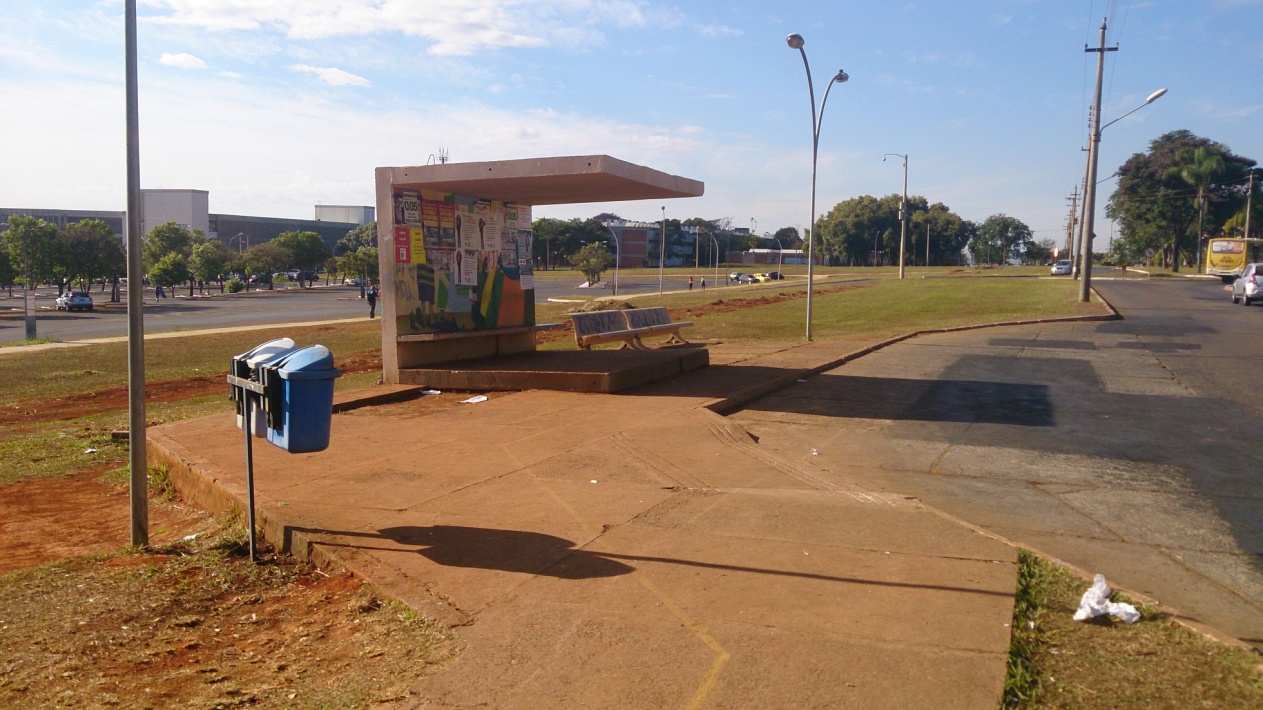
[24,287,36,340]
[228,374,264,561]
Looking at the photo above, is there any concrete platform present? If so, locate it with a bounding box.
[398,346,710,393]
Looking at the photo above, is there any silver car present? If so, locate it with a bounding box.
[1230,263,1261,305]
[1050,260,1073,276]
[55,291,94,312]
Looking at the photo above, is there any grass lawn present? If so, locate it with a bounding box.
[1006,551,1263,709]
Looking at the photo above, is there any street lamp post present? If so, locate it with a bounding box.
[659,206,666,295]
[883,153,909,279]
[774,237,785,273]
[709,233,720,288]
[602,222,622,296]
[787,32,848,341]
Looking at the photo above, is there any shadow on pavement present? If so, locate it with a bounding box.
[283,524,1013,596]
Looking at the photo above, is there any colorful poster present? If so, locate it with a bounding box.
[409,227,427,265]
[421,199,441,246]
[457,248,479,286]
[516,231,534,273]
[437,201,456,247]
[397,191,421,225]
[393,225,411,263]
[456,204,481,251]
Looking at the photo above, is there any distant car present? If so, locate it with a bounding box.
[56,291,93,312]
[1050,260,1073,276]
[737,273,758,284]
[765,271,784,280]
[751,273,772,283]
[728,272,744,283]
[1230,262,1261,305]
[248,274,272,285]
[343,276,363,286]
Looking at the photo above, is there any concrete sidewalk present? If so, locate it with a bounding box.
[150,336,1020,709]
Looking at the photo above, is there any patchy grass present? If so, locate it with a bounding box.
[0,337,54,348]
[0,521,453,708]
[0,319,381,407]
[1005,551,1263,709]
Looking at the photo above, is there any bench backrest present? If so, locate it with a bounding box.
[571,310,629,338]
[624,306,672,330]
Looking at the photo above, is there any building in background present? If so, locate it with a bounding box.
[0,190,372,251]
[314,204,375,225]
[602,220,658,268]
[736,248,812,265]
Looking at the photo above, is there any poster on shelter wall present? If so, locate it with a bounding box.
[391,189,536,336]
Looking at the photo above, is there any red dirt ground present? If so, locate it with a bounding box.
[0,467,208,574]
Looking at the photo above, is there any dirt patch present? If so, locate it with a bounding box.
[0,352,383,428]
[0,467,207,574]
[674,282,867,320]
[0,531,454,708]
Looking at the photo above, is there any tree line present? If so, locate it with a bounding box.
[0,216,382,299]
[1106,130,1259,271]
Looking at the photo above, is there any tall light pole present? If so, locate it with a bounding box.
[1078,22,1165,301]
[774,237,785,272]
[709,233,721,288]
[659,206,666,295]
[883,153,909,279]
[787,32,848,341]
[124,0,148,547]
[601,222,622,296]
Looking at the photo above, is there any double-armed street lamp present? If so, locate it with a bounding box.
[786,32,848,341]
[882,153,909,279]
[601,222,622,296]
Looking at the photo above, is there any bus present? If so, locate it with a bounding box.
[1205,237,1263,283]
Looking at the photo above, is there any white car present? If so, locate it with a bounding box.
[1230,262,1261,305]
[56,291,94,312]
[1050,260,1072,276]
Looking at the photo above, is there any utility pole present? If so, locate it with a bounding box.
[1073,143,1090,278]
[925,221,930,267]
[658,206,666,294]
[1078,17,1117,303]
[1245,169,1255,239]
[124,0,148,547]
[1064,186,1079,260]
[899,157,908,279]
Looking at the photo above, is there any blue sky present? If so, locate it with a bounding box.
[2,0,1260,243]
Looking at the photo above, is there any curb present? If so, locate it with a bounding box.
[705,289,1119,416]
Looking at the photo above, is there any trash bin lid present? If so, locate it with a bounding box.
[276,344,340,380]
[242,337,297,367]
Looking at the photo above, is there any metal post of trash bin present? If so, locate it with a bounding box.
[228,373,265,562]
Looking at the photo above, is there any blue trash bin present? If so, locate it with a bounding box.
[232,338,297,437]
[263,345,341,453]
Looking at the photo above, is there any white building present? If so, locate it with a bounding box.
[314,204,375,225]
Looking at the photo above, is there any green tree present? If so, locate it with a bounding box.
[147,252,190,296]
[2,215,58,288]
[1167,146,1226,271]
[772,226,802,250]
[971,214,1033,266]
[1107,130,1254,270]
[142,221,194,268]
[0,249,14,297]
[337,222,376,255]
[189,240,231,293]
[569,242,613,285]
[271,230,331,287]
[59,219,117,291]
[243,242,288,290]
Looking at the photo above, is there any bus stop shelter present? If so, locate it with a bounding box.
[374,155,705,392]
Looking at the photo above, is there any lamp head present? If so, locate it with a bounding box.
[1145,87,1167,104]
[833,69,849,83]
[786,33,805,49]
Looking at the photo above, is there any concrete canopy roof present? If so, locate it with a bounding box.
[377,155,703,205]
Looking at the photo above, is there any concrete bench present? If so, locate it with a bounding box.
[570,307,693,350]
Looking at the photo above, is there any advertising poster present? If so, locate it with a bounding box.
[457,204,481,251]
[409,226,427,265]
[397,191,421,225]
[457,248,479,286]
[393,225,411,263]
[480,202,502,252]
[437,201,456,247]
[421,199,441,246]
[500,231,518,268]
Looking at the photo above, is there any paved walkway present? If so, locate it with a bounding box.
[734,279,1263,649]
[151,338,1019,709]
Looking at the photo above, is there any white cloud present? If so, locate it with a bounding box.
[697,23,743,38]
[289,64,371,87]
[140,0,659,56]
[159,52,207,69]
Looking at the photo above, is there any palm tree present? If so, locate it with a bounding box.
[1167,146,1225,272]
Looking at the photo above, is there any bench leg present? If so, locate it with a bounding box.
[665,332,689,346]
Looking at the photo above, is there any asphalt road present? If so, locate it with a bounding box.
[0,274,724,342]
[733,277,1263,647]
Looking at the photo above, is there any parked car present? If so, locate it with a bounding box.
[765,271,784,280]
[55,291,93,312]
[1050,260,1073,276]
[727,272,744,283]
[737,273,758,284]
[248,274,272,286]
[343,276,364,287]
[1230,263,1261,305]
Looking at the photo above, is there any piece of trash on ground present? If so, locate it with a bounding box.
[421,389,441,395]
[461,395,488,404]
[83,448,98,454]
[589,479,598,484]
[810,448,819,456]
[1072,574,1140,624]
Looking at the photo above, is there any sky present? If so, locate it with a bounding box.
[2,0,1261,245]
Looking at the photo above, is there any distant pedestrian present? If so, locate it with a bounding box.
[688,276,694,291]
[700,277,706,290]
[155,285,164,300]
[367,285,379,319]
